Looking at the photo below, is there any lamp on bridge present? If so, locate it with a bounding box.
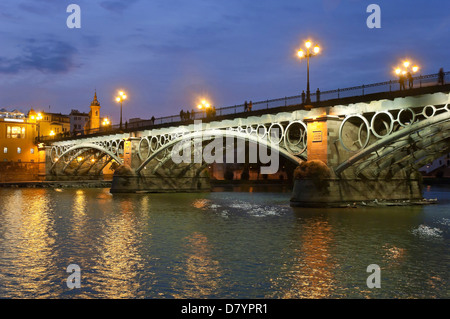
[394,60,419,90]
[297,40,321,104]
[197,100,210,109]
[102,118,110,126]
[36,112,43,140]
[116,91,127,130]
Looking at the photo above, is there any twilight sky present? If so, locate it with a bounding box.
[0,0,449,123]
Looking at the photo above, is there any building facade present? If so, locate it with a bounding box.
[0,110,43,181]
[69,109,90,135]
[86,92,101,133]
[28,109,71,138]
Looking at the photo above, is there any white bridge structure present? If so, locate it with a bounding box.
[44,85,450,206]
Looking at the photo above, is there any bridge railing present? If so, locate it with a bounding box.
[39,71,449,142]
[158,71,450,122]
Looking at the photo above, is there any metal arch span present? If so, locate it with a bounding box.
[135,129,305,175]
[50,143,123,172]
[335,110,450,175]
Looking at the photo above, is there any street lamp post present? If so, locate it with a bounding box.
[102,118,111,131]
[197,99,211,118]
[297,40,321,104]
[394,60,419,90]
[116,91,127,130]
[36,112,43,141]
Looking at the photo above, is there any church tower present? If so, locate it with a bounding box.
[89,91,101,131]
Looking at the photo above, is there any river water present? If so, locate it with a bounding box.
[0,184,448,299]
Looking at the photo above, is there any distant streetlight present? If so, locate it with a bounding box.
[297,40,321,104]
[102,118,110,126]
[394,60,419,90]
[116,91,127,130]
[197,100,211,109]
[36,113,43,139]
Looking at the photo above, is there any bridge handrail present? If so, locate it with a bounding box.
[39,71,450,142]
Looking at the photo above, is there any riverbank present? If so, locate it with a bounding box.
[0,180,112,188]
[0,177,447,191]
[422,177,450,185]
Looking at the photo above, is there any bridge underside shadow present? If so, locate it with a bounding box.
[46,143,121,181]
[110,130,303,193]
[111,162,211,193]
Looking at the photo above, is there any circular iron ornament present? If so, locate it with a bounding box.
[50,146,58,163]
[116,140,125,157]
[422,105,436,119]
[158,135,165,147]
[339,114,370,152]
[284,121,308,155]
[246,125,257,135]
[397,108,416,127]
[256,124,268,139]
[370,111,394,139]
[138,137,151,161]
[268,123,284,144]
[111,140,118,155]
[149,136,159,152]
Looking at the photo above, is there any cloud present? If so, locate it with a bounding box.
[0,39,78,74]
[17,0,63,15]
[99,0,140,13]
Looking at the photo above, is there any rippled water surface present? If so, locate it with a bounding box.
[0,185,448,298]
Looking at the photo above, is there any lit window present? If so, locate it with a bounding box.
[7,126,25,138]
[17,147,21,154]
[3,147,7,154]
[30,148,34,154]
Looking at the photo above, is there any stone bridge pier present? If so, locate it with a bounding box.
[291,91,450,206]
[290,114,423,207]
[110,138,210,193]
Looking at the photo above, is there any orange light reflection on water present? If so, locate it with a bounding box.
[272,216,337,298]
[1,189,57,297]
[172,232,224,298]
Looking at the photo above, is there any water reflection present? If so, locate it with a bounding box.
[0,186,448,299]
[172,232,223,298]
[0,189,57,298]
[72,190,87,236]
[92,196,146,298]
[272,213,336,298]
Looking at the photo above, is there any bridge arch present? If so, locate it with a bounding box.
[335,107,450,176]
[135,129,305,175]
[50,143,123,173]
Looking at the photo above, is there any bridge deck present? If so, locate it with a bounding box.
[40,81,450,143]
